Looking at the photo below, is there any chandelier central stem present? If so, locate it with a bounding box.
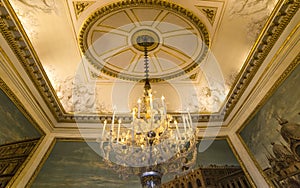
[144,45,151,96]
[97,33,197,188]
[136,34,154,96]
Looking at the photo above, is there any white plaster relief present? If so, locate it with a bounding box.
[185,70,238,113]
[16,0,56,13]
[10,0,57,39]
[185,85,225,113]
[246,16,269,41]
[44,65,239,114]
[44,66,111,114]
[225,70,240,91]
[229,0,278,41]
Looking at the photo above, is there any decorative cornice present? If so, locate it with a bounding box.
[237,52,300,134]
[223,0,300,119]
[0,0,299,125]
[0,0,67,122]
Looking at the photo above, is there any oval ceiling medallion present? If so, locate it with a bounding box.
[79,0,210,82]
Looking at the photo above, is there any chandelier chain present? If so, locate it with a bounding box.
[97,34,197,188]
[144,46,149,81]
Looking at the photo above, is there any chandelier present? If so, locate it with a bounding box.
[97,34,197,187]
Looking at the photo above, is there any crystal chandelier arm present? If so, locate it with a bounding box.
[97,34,197,187]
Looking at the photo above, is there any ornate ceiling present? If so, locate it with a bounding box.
[79,1,210,82]
[2,0,292,124]
[0,0,300,186]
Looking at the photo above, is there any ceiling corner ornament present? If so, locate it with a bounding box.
[88,68,109,80]
[79,0,210,82]
[73,1,95,18]
[196,6,218,25]
[189,73,198,80]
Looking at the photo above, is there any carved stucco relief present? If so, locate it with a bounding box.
[185,70,238,113]
[10,0,57,39]
[44,66,111,113]
[229,0,279,41]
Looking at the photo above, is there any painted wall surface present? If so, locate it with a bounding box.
[32,139,248,187]
[32,141,141,188]
[240,64,300,185]
[162,139,243,184]
[0,89,41,145]
[196,139,239,166]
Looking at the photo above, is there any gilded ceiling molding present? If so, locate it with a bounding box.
[189,73,198,80]
[0,0,299,124]
[223,0,300,119]
[79,0,210,82]
[73,1,95,19]
[195,6,218,25]
[0,0,69,122]
[89,69,109,80]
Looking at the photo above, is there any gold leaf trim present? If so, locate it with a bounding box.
[196,6,218,25]
[73,1,95,19]
[78,0,210,82]
[223,0,300,120]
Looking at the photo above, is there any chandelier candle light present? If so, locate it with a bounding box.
[97,33,197,188]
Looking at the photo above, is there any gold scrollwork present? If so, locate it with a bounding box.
[196,6,217,25]
[73,1,95,18]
